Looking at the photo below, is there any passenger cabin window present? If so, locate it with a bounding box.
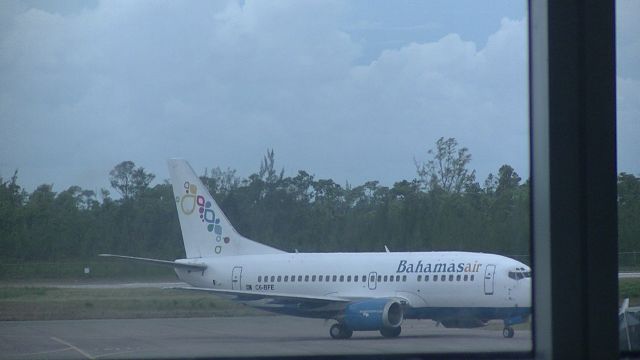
[304,275,309,282]
[258,276,262,283]
[270,276,275,282]
[347,275,351,282]
[277,276,281,282]
[297,275,302,282]
[339,275,344,282]
[418,275,422,281]
[332,275,337,282]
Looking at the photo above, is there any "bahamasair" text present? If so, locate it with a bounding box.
[396,260,482,274]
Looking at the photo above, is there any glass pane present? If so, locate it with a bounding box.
[617,0,640,353]
[0,0,530,357]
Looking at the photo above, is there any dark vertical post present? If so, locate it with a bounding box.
[530,0,618,358]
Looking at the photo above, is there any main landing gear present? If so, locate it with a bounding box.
[330,323,353,339]
[503,326,515,338]
[329,324,402,339]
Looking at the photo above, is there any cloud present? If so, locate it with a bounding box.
[617,0,640,79]
[616,0,640,174]
[618,77,640,173]
[1,1,634,194]
[333,18,528,182]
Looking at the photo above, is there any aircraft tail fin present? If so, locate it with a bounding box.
[167,159,285,258]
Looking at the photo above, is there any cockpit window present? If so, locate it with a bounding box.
[509,268,532,280]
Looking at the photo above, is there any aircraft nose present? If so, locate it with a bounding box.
[516,278,532,307]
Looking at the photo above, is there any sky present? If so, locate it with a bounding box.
[0,0,637,195]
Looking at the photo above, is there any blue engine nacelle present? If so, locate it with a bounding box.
[342,298,404,331]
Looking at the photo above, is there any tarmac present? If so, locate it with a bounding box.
[0,316,531,359]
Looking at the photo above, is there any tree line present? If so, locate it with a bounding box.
[1,138,638,264]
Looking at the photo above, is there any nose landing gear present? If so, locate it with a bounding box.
[503,326,515,338]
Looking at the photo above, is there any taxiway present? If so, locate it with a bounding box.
[1,316,531,359]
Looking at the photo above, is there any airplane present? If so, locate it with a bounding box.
[101,159,532,339]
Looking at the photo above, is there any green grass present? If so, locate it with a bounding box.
[0,286,48,300]
[0,261,176,280]
[0,287,267,321]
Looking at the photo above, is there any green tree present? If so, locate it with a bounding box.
[496,165,522,195]
[416,137,476,193]
[0,171,26,260]
[22,184,56,260]
[109,161,155,199]
[259,149,284,185]
[618,173,640,257]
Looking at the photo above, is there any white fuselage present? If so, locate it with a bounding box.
[175,251,531,320]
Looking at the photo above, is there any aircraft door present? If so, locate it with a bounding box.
[232,266,243,290]
[484,264,496,295]
[368,271,378,290]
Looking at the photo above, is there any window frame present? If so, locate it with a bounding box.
[530,0,618,358]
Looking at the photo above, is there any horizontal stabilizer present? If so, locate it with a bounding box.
[99,254,207,271]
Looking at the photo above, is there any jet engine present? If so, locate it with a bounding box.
[342,298,404,331]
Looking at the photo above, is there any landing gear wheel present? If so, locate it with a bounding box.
[330,323,353,339]
[329,324,341,339]
[380,326,402,338]
[503,326,515,338]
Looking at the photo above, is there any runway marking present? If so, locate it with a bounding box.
[50,336,95,359]
[14,346,74,357]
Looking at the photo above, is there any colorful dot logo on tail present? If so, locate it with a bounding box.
[178,181,228,254]
[180,182,197,214]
